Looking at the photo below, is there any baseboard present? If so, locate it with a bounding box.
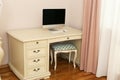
[0,64,9,69]
[0,64,10,74]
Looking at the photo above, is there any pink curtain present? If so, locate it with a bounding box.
[80,0,100,74]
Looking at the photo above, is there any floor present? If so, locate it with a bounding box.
[0,57,107,80]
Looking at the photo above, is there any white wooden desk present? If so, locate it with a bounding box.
[7,27,82,80]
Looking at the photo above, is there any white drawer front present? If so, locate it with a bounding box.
[27,65,46,76]
[25,40,47,49]
[48,35,81,43]
[69,35,81,40]
[28,57,46,66]
[27,48,47,58]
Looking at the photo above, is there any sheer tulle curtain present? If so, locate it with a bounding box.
[96,0,120,80]
[80,0,100,74]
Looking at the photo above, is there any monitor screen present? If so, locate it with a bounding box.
[43,9,66,26]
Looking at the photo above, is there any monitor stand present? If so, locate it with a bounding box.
[48,27,67,33]
[48,28,58,31]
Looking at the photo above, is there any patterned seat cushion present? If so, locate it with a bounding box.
[51,42,77,51]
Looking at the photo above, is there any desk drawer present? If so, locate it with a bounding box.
[28,57,46,66]
[26,65,46,76]
[25,40,47,49]
[26,48,47,59]
[48,35,81,43]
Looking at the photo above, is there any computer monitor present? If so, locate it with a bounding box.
[42,9,66,29]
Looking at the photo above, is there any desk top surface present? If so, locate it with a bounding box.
[7,27,82,42]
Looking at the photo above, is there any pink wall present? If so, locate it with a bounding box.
[0,0,83,65]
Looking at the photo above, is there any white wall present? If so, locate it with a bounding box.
[69,1,83,29]
[0,0,83,65]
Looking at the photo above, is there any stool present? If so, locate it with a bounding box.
[50,42,77,70]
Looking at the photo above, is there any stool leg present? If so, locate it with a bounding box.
[50,49,53,65]
[54,52,57,70]
[73,50,77,68]
[69,52,71,63]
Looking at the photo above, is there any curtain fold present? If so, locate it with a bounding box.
[96,0,120,80]
[80,0,100,74]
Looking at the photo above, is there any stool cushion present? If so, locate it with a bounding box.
[51,42,77,51]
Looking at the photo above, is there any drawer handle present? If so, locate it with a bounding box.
[33,50,40,53]
[33,68,40,72]
[33,59,40,63]
[67,37,69,39]
[36,42,39,44]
